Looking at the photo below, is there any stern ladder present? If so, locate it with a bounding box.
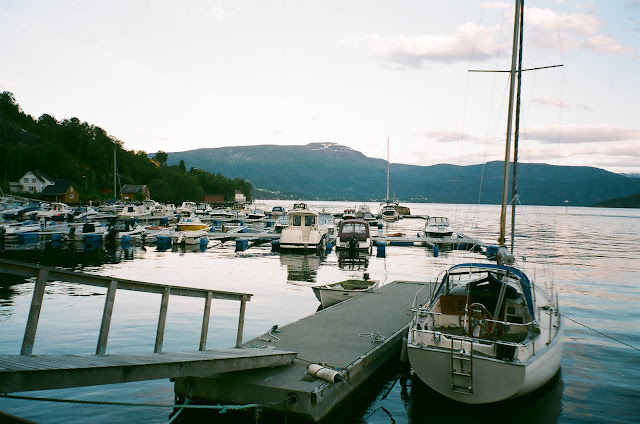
[450,337,473,394]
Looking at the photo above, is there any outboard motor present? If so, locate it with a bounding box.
[348,234,359,254]
[105,226,118,245]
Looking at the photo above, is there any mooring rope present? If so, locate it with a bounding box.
[561,313,640,353]
[0,393,261,410]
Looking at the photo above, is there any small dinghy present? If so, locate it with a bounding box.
[312,275,379,308]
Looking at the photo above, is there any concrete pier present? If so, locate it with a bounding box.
[174,280,435,422]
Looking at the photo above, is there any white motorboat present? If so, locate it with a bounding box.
[335,219,372,252]
[279,209,327,252]
[355,204,372,219]
[176,201,197,215]
[342,208,357,220]
[195,203,213,217]
[270,206,285,218]
[312,277,379,308]
[143,225,176,243]
[274,214,289,234]
[247,209,266,220]
[424,216,454,238]
[172,229,209,245]
[318,213,336,236]
[105,220,146,243]
[68,222,109,241]
[117,204,152,221]
[380,202,399,221]
[36,202,73,220]
[210,209,237,219]
[407,0,563,404]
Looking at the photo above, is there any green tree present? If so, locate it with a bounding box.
[153,151,168,166]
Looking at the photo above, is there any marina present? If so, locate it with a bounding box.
[0,201,639,423]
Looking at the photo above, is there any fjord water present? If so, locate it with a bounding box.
[1,201,639,424]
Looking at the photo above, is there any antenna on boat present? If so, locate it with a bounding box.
[386,138,390,203]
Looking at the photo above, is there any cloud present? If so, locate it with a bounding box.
[526,7,634,54]
[415,130,478,143]
[532,97,592,111]
[342,22,502,67]
[582,35,634,54]
[525,125,640,143]
[344,5,634,69]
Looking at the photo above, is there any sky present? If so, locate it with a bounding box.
[1,0,639,174]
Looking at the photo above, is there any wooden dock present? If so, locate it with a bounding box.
[0,259,297,395]
[174,280,436,422]
[0,349,296,393]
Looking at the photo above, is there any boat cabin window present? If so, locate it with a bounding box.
[305,215,316,226]
[341,222,367,234]
[292,215,302,226]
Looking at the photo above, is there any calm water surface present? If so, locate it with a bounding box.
[1,201,639,423]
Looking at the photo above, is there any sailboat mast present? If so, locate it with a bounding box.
[498,0,522,247]
[510,1,525,253]
[113,148,117,201]
[386,138,390,202]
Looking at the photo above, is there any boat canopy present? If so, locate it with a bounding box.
[432,263,536,320]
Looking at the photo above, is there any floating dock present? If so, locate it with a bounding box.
[174,280,435,422]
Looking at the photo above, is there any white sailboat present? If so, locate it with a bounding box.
[380,138,400,221]
[407,0,563,404]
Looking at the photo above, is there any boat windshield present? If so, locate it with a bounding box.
[340,222,368,235]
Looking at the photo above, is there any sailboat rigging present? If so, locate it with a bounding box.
[406,0,563,404]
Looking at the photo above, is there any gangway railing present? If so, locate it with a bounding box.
[0,258,252,355]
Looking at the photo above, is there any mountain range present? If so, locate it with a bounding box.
[160,143,640,207]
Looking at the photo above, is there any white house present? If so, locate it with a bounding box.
[234,190,246,203]
[16,170,54,193]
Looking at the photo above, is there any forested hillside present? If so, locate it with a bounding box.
[0,92,251,203]
[163,143,640,206]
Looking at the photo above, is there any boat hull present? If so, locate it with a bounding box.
[407,329,563,404]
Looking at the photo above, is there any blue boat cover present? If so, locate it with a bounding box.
[433,263,536,321]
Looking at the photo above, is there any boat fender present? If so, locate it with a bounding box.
[307,364,344,383]
[433,245,439,257]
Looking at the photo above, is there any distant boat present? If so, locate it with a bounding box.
[312,277,379,308]
[36,202,73,220]
[424,216,454,238]
[270,206,286,217]
[247,209,267,220]
[355,204,372,219]
[176,201,197,215]
[342,208,357,220]
[380,202,399,221]
[117,204,151,221]
[380,138,402,221]
[176,211,210,231]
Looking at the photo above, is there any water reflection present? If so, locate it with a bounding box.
[407,371,564,424]
[279,254,321,282]
[336,249,370,271]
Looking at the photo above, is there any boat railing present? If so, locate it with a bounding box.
[0,258,252,356]
[410,280,437,310]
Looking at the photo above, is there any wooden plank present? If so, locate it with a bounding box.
[236,296,247,348]
[200,292,213,351]
[0,349,297,393]
[0,258,252,302]
[21,269,49,356]
[154,287,170,353]
[96,280,118,355]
